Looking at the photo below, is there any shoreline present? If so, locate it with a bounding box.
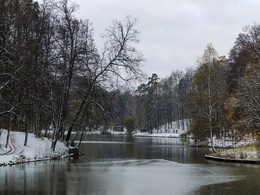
[133,132,181,138]
[0,152,84,167]
[0,131,69,167]
[205,155,260,164]
[0,156,62,167]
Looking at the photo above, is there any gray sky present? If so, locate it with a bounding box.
[74,0,260,78]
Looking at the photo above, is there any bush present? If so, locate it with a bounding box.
[125,116,136,134]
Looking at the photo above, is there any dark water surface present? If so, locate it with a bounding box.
[0,135,259,194]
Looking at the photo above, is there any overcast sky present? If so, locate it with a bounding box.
[74,0,260,78]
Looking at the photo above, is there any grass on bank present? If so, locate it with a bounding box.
[210,145,260,160]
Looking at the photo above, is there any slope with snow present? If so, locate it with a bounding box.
[0,130,68,166]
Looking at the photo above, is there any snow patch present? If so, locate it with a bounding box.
[0,130,68,166]
[134,120,188,137]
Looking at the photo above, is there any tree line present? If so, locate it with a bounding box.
[131,25,260,150]
[1,0,259,151]
[0,0,143,150]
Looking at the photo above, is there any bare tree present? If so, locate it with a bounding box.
[235,62,260,131]
[0,0,144,151]
[65,16,144,144]
[51,0,98,150]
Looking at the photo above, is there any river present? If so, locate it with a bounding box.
[0,134,259,194]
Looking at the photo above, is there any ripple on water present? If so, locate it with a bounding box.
[67,159,243,195]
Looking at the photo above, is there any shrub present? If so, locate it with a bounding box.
[125,116,136,134]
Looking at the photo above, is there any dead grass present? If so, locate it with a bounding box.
[211,145,260,160]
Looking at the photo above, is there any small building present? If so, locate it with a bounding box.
[113,126,124,132]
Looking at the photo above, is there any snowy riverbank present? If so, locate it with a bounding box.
[86,130,182,138]
[98,120,188,138]
[133,132,181,138]
[208,145,260,162]
[0,130,68,166]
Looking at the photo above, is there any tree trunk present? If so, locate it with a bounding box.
[5,129,10,148]
[24,113,28,146]
[209,118,216,153]
[208,68,216,153]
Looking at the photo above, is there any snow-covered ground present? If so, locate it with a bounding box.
[210,145,260,160]
[85,120,188,138]
[133,132,181,138]
[133,120,188,138]
[212,137,257,148]
[0,130,68,166]
[210,135,259,160]
[189,134,258,148]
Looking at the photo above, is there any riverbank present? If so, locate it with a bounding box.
[0,130,68,166]
[86,130,182,138]
[206,145,260,164]
[86,120,188,138]
[205,155,260,164]
[133,132,181,138]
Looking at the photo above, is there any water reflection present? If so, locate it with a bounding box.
[78,135,209,164]
[0,135,259,194]
[192,179,260,195]
[0,161,68,194]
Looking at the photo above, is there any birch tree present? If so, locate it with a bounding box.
[189,44,226,152]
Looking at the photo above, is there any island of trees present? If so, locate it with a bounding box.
[1,0,259,153]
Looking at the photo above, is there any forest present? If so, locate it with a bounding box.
[1,0,259,150]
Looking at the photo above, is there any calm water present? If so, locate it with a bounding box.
[0,135,260,195]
